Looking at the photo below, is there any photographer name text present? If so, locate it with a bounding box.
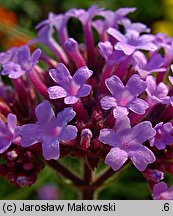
[2,202,116,213]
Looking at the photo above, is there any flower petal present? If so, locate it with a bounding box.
[105,147,128,171]
[99,128,117,146]
[9,70,25,79]
[31,48,41,65]
[20,124,40,147]
[64,96,78,104]
[56,107,76,127]
[128,98,149,115]
[0,119,6,131]
[100,96,117,110]
[59,125,77,140]
[35,100,55,124]
[49,63,71,86]
[153,182,167,197]
[156,82,169,98]
[128,145,155,171]
[146,76,157,95]
[7,114,17,134]
[107,28,126,42]
[2,62,25,79]
[126,74,147,96]
[113,106,129,118]
[154,135,173,150]
[73,66,93,85]
[77,84,91,97]
[0,139,11,154]
[98,41,113,61]
[132,121,156,143]
[116,116,131,132]
[48,86,67,99]
[115,42,136,55]
[105,75,124,99]
[42,137,60,160]
[146,53,165,70]
[18,45,30,63]
[0,47,17,65]
[133,51,146,69]
[169,76,173,85]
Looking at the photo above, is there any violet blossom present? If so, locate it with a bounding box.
[98,41,126,65]
[97,7,136,30]
[0,6,173,199]
[37,184,59,200]
[120,18,150,33]
[0,113,18,154]
[0,47,17,65]
[133,51,166,79]
[107,28,157,55]
[36,12,68,38]
[100,74,148,118]
[20,100,77,160]
[48,63,93,104]
[92,8,136,42]
[146,75,171,105]
[169,76,173,85]
[169,65,173,85]
[149,122,173,150]
[154,33,173,65]
[142,169,164,183]
[153,182,173,200]
[99,116,156,171]
[0,45,41,79]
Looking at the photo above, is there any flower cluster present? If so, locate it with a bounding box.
[0,6,173,199]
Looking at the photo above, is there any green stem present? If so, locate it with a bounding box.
[81,161,94,200]
[92,162,131,188]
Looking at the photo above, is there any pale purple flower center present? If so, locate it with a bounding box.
[50,127,60,137]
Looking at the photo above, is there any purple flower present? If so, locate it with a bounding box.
[20,100,77,160]
[0,45,41,79]
[0,47,17,65]
[0,113,18,154]
[143,169,164,182]
[120,19,150,33]
[67,6,101,25]
[48,63,93,104]
[32,25,68,65]
[107,28,157,55]
[92,8,136,41]
[149,122,173,150]
[98,41,126,65]
[100,74,148,118]
[99,116,156,171]
[36,12,66,30]
[133,51,166,79]
[153,182,173,200]
[169,65,173,85]
[169,76,173,85]
[98,7,136,29]
[146,76,171,105]
[154,33,173,66]
[36,12,70,46]
[67,6,102,64]
[37,184,59,200]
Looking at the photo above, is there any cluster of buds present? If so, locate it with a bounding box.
[0,6,173,199]
[0,144,44,187]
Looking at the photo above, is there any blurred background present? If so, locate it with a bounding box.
[0,0,173,200]
[1,0,173,50]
